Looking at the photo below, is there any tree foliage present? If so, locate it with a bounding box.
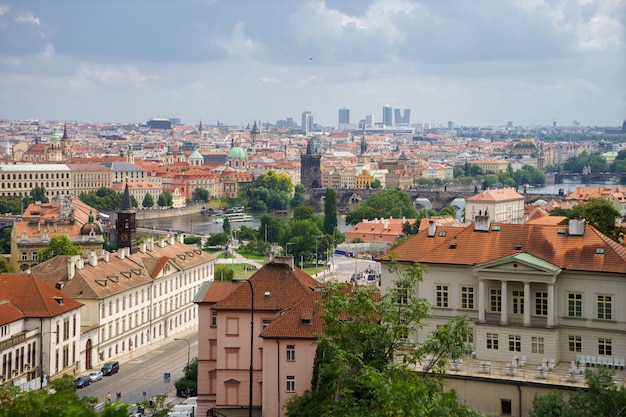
[157,191,173,207]
[0,374,129,417]
[174,357,198,397]
[215,264,234,281]
[291,184,307,208]
[191,187,210,203]
[285,259,478,417]
[142,192,155,208]
[28,186,49,204]
[79,187,123,211]
[38,235,82,263]
[345,189,418,225]
[258,214,285,244]
[530,367,626,417]
[559,198,625,242]
[323,188,338,235]
[563,151,608,174]
[245,169,294,211]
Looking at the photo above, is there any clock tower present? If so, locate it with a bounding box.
[116,179,138,254]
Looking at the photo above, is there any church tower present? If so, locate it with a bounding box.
[250,120,260,146]
[356,127,371,169]
[116,179,138,254]
[300,137,321,189]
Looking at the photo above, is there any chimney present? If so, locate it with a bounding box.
[428,220,436,237]
[118,249,126,260]
[140,242,147,253]
[148,238,154,251]
[103,251,110,262]
[177,234,184,244]
[77,257,85,270]
[274,255,295,270]
[159,237,166,248]
[474,214,491,232]
[89,251,98,267]
[169,235,176,245]
[68,256,76,280]
[264,251,275,265]
[569,219,585,236]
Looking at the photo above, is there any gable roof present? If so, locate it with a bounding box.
[0,273,83,317]
[0,300,25,325]
[260,291,323,339]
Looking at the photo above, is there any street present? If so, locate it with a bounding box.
[77,331,198,407]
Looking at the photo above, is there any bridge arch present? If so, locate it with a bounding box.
[413,198,432,210]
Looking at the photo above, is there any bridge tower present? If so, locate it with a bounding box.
[301,137,321,189]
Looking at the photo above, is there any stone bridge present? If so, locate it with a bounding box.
[308,188,560,212]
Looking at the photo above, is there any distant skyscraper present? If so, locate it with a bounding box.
[382,105,393,126]
[301,111,313,134]
[394,108,411,126]
[365,114,375,126]
[338,108,350,130]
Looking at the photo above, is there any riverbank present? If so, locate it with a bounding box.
[105,203,204,222]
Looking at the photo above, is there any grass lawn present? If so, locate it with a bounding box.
[215,263,258,280]
[235,248,265,261]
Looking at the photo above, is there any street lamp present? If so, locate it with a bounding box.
[40,331,57,389]
[315,236,323,276]
[174,338,191,398]
[239,280,254,417]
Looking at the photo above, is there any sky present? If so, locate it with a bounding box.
[0,0,624,128]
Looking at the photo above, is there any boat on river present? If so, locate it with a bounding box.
[213,212,254,223]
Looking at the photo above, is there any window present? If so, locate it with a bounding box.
[286,345,295,362]
[490,289,501,312]
[396,284,409,305]
[211,311,217,327]
[531,336,544,354]
[460,286,474,309]
[535,291,548,316]
[512,290,524,314]
[568,293,582,317]
[31,252,38,260]
[262,319,271,329]
[486,333,498,350]
[597,295,612,320]
[569,335,582,353]
[21,252,27,261]
[598,338,612,355]
[508,335,521,352]
[286,376,296,393]
[436,285,449,308]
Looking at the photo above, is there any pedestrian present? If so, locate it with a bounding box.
[105,392,110,405]
[116,392,121,401]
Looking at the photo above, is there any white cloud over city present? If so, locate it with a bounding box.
[0,0,623,127]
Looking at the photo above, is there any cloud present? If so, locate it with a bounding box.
[0,5,9,16]
[213,21,265,60]
[69,64,157,88]
[15,12,40,25]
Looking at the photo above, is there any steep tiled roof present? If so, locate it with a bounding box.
[196,280,240,304]
[466,188,524,202]
[390,222,626,274]
[0,300,25,325]
[0,273,83,317]
[212,262,319,312]
[260,291,323,339]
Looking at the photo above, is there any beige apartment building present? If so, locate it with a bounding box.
[466,188,525,224]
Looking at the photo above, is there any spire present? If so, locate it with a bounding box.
[360,132,367,155]
[199,120,203,133]
[121,177,132,210]
[62,123,69,141]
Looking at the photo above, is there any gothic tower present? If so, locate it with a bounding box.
[300,137,321,189]
[116,179,138,254]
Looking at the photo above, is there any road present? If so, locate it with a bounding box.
[315,254,381,284]
[77,331,198,407]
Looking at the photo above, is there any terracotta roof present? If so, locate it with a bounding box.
[212,262,319,312]
[196,280,240,304]
[389,222,626,274]
[0,273,83,317]
[260,291,324,339]
[0,300,25,325]
[466,188,524,202]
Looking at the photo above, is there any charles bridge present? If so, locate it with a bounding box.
[308,187,561,212]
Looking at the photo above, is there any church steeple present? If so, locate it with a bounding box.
[116,177,138,253]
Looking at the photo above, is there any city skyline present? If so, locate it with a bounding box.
[0,1,624,127]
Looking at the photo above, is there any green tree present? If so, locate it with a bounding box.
[78,187,123,211]
[174,357,198,397]
[280,219,323,264]
[215,264,234,280]
[192,187,210,203]
[204,233,229,247]
[530,367,626,417]
[567,198,625,242]
[439,206,457,217]
[130,195,139,208]
[0,226,12,253]
[142,192,155,208]
[285,260,478,417]
[291,183,307,207]
[0,196,23,214]
[28,186,49,204]
[37,235,82,263]
[0,257,13,273]
[370,178,382,189]
[258,214,285,244]
[323,188,338,235]
[157,191,173,207]
[222,216,231,236]
[246,169,294,211]
[345,189,418,225]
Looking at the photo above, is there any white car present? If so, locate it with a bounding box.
[88,371,103,382]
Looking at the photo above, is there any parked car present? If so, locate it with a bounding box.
[101,361,120,376]
[127,404,144,417]
[89,370,103,382]
[75,375,91,389]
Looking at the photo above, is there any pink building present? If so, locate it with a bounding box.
[195,255,322,417]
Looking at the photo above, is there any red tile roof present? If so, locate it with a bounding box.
[389,222,626,273]
[260,291,324,339]
[0,273,83,317]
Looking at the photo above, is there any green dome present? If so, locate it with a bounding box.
[227,146,247,159]
[50,134,61,141]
